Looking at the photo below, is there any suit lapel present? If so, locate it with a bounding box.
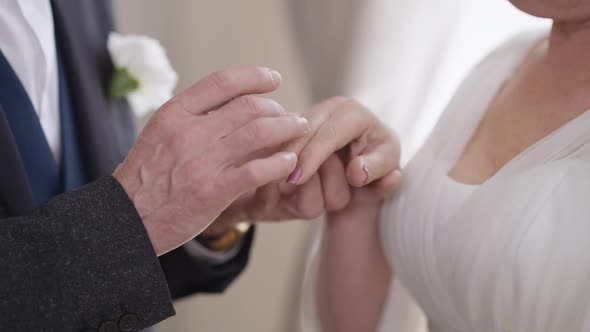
[0,107,34,215]
[51,0,135,180]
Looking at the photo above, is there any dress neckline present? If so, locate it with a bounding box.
[443,174,478,189]
[443,31,590,186]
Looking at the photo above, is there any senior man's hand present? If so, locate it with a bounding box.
[113,67,310,256]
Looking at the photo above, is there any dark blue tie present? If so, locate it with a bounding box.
[56,44,87,193]
[0,50,61,206]
[0,46,86,206]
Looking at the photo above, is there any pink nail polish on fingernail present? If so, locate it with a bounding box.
[362,165,370,184]
[287,167,302,184]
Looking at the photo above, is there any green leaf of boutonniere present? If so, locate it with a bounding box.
[108,67,140,99]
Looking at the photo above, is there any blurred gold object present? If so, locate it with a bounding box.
[209,222,251,251]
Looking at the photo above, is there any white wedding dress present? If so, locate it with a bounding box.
[302,31,590,332]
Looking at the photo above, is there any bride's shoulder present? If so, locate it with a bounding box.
[448,30,548,106]
[463,30,548,79]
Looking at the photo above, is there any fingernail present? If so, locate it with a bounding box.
[287,167,302,184]
[267,68,282,85]
[362,165,370,184]
[295,116,310,134]
[283,152,297,162]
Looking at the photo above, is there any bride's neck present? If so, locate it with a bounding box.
[546,19,590,73]
[515,19,590,112]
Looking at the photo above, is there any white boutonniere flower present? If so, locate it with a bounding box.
[107,32,178,117]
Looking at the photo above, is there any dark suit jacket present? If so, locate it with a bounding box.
[0,1,254,331]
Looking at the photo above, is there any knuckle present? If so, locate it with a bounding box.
[209,69,239,94]
[241,164,261,186]
[249,119,271,142]
[296,201,323,219]
[147,99,184,129]
[327,194,350,211]
[217,135,235,154]
[174,96,195,116]
[334,200,349,211]
[166,95,196,117]
[324,113,338,140]
[301,208,323,220]
[187,162,224,198]
[375,157,392,174]
[238,95,263,116]
[266,98,285,115]
[342,98,363,110]
[327,96,350,105]
[286,116,309,138]
[260,200,275,217]
[237,96,284,117]
[191,182,215,207]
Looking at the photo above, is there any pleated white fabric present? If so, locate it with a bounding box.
[382,30,590,332]
[302,30,590,332]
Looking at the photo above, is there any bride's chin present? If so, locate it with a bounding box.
[507,0,590,22]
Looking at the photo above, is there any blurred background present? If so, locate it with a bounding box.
[113,1,548,331]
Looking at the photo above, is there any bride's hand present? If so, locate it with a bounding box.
[286,97,402,206]
[301,98,399,332]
